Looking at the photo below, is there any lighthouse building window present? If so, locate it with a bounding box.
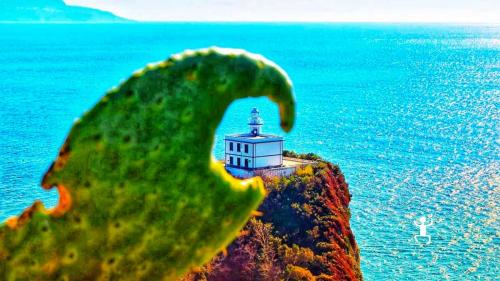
[229,142,233,151]
[229,156,233,165]
[237,157,241,166]
[244,144,249,153]
[237,143,241,152]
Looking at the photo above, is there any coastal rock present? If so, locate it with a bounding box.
[181,152,363,281]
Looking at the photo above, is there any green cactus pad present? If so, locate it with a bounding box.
[0,47,295,281]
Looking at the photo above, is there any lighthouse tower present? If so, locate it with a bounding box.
[249,108,263,136]
[224,108,284,177]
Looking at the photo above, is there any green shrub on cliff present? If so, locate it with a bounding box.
[283,150,322,161]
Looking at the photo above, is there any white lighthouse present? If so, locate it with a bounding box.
[249,107,263,136]
[224,108,284,177]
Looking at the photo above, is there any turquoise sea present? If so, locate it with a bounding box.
[0,23,498,280]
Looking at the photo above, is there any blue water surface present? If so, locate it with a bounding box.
[0,23,498,280]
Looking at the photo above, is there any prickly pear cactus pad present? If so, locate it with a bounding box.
[0,47,295,281]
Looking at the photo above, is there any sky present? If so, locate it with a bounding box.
[64,0,500,23]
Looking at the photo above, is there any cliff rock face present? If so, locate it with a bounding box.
[182,153,362,281]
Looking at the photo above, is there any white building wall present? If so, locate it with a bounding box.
[255,155,281,168]
[225,140,255,157]
[225,154,254,169]
[225,166,255,178]
[255,166,297,178]
[225,139,282,169]
[255,142,282,157]
[225,166,298,179]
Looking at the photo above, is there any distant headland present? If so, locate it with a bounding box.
[0,0,130,23]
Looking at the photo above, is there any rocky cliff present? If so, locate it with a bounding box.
[181,152,362,281]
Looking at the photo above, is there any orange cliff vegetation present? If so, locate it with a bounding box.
[181,152,363,281]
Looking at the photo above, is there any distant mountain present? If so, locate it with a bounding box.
[0,0,130,22]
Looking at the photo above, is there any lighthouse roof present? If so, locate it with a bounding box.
[225,107,282,142]
[225,132,283,143]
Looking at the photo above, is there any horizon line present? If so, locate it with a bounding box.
[1,21,499,25]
